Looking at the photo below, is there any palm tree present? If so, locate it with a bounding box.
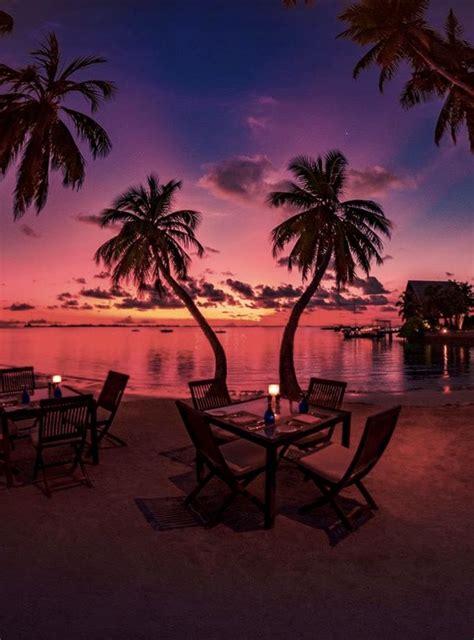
[0,32,115,218]
[0,10,13,34]
[338,0,474,102]
[283,0,315,6]
[401,10,474,152]
[269,150,392,398]
[94,174,228,381]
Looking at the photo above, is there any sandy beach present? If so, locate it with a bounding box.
[1,394,473,640]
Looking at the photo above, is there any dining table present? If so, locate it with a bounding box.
[0,385,99,488]
[205,396,351,529]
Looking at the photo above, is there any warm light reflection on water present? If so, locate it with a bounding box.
[0,327,471,396]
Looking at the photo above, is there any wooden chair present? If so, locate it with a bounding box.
[0,367,36,442]
[0,366,35,394]
[176,400,266,527]
[294,377,347,450]
[188,378,237,444]
[296,406,401,530]
[94,371,129,447]
[31,395,94,497]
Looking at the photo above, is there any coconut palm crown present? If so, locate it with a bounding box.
[0,32,115,218]
[400,10,474,151]
[95,174,227,380]
[338,0,474,101]
[0,10,13,34]
[269,150,392,397]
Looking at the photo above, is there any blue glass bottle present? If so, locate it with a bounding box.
[21,388,30,404]
[298,393,309,414]
[263,396,275,425]
[53,385,62,399]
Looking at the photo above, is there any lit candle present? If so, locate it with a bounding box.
[268,384,280,397]
[52,375,62,384]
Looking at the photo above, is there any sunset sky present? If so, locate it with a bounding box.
[0,0,473,326]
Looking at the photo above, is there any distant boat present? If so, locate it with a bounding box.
[131,329,140,332]
[215,330,226,334]
[160,329,174,333]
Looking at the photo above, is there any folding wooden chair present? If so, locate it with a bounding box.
[176,400,266,528]
[31,395,94,497]
[296,406,401,530]
[188,377,237,444]
[94,371,129,447]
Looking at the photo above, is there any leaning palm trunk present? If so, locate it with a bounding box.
[279,254,331,398]
[159,266,227,381]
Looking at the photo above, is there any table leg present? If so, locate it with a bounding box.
[264,446,278,529]
[342,414,351,448]
[1,414,13,487]
[90,402,99,465]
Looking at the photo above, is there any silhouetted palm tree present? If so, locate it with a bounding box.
[0,33,115,218]
[283,0,315,6]
[0,10,13,34]
[401,10,474,151]
[338,0,474,101]
[95,174,227,381]
[269,150,392,397]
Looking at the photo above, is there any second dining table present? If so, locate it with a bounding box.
[1,385,99,488]
[205,396,351,529]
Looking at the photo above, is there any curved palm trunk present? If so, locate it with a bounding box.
[279,253,332,399]
[411,41,474,102]
[159,267,228,381]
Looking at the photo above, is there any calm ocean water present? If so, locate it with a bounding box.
[0,327,472,397]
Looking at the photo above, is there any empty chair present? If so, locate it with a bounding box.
[296,406,401,531]
[188,377,231,411]
[188,378,237,444]
[294,377,347,450]
[176,400,266,527]
[31,395,94,497]
[0,366,35,394]
[94,371,129,447]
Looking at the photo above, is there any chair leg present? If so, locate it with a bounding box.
[73,444,93,488]
[195,453,205,482]
[329,496,353,531]
[356,479,378,510]
[32,449,42,481]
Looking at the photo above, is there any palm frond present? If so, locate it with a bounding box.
[62,107,112,157]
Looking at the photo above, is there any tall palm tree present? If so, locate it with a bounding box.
[338,0,474,101]
[401,10,474,152]
[0,10,13,34]
[269,150,392,398]
[0,32,115,218]
[283,0,315,6]
[94,174,228,381]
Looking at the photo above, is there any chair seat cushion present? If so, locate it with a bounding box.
[211,425,238,443]
[298,443,353,483]
[294,428,331,449]
[221,439,266,476]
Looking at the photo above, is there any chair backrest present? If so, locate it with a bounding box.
[188,378,231,411]
[344,406,402,483]
[38,395,93,444]
[0,366,35,394]
[306,377,347,410]
[97,371,129,415]
[175,400,234,483]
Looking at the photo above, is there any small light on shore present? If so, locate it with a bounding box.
[52,375,62,384]
[268,384,280,396]
[441,328,448,334]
